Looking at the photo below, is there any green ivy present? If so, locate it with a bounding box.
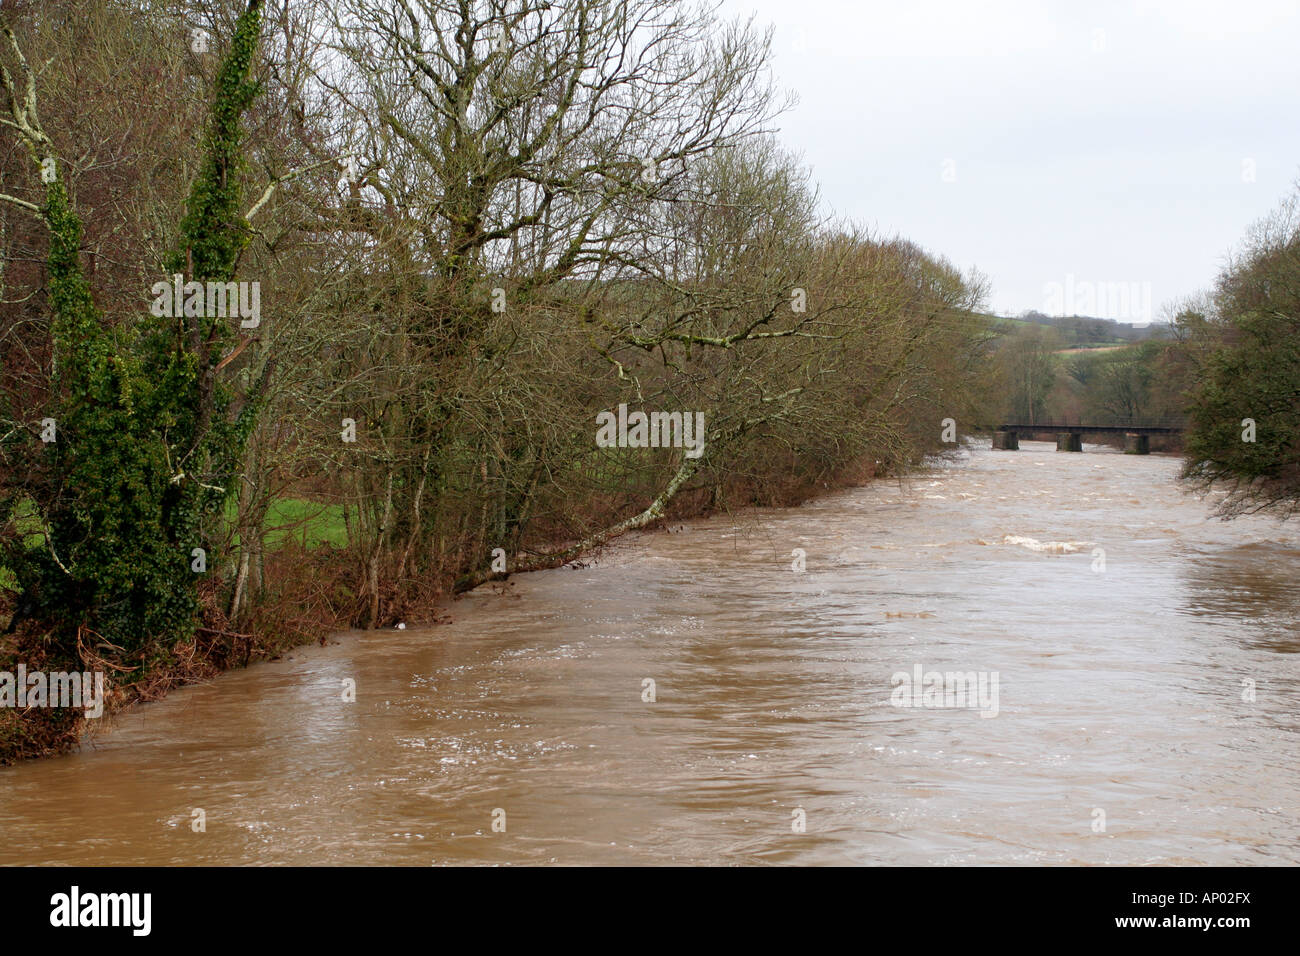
[2,1,265,667]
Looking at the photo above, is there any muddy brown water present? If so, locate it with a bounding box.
[2,440,1298,865]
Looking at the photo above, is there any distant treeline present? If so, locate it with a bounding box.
[1007,311,1171,346]
[989,329,1188,434]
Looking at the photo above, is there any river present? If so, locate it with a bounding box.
[2,440,1298,865]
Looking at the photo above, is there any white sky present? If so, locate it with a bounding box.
[720,0,1300,322]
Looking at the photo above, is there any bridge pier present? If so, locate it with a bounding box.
[1056,432,1082,452]
[1124,433,1150,455]
[992,430,1018,450]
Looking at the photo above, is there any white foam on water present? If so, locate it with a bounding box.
[1002,534,1094,554]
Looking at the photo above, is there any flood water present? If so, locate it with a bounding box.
[2,440,1298,865]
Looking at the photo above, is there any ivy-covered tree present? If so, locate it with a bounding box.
[0,1,266,672]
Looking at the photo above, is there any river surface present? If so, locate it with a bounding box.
[2,440,1298,865]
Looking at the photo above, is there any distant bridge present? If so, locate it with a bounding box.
[993,422,1184,454]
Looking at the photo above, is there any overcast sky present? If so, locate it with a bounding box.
[720,0,1300,323]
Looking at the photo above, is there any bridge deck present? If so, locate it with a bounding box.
[997,423,1183,435]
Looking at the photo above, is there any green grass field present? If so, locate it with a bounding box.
[224,497,348,550]
[258,498,348,549]
[1,497,349,596]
